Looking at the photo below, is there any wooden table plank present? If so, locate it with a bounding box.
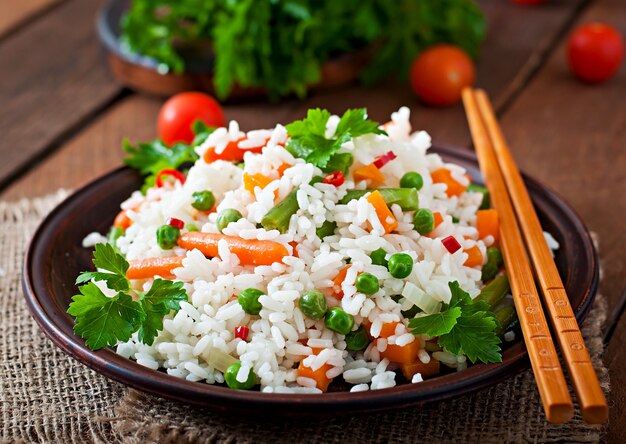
[0,0,62,38]
[0,0,121,191]
[291,0,586,147]
[489,0,624,438]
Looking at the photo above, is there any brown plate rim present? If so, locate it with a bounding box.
[22,144,598,415]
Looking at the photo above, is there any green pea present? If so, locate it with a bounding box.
[224,362,256,390]
[156,224,180,249]
[191,190,216,211]
[299,290,328,320]
[238,288,264,315]
[185,223,199,232]
[400,172,424,191]
[370,248,388,267]
[413,208,434,234]
[216,208,243,233]
[345,326,369,351]
[355,272,379,295]
[324,307,354,335]
[388,253,413,279]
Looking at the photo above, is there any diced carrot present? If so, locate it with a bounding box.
[400,359,441,380]
[113,209,133,229]
[332,265,352,298]
[277,163,291,176]
[297,348,333,392]
[366,190,398,234]
[243,173,274,193]
[425,211,444,238]
[127,256,185,280]
[353,163,385,185]
[463,245,483,267]
[203,138,264,163]
[177,232,288,266]
[476,209,500,242]
[378,337,420,364]
[431,168,467,197]
[378,321,400,339]
[289,241,299,258]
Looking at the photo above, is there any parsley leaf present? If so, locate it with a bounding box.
[409,281,502,364]
[285,108,384,169]
[68,283,144,350]
[69,244,188,350]
[75,243,130,292]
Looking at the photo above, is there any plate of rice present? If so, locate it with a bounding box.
[23,107,598,414]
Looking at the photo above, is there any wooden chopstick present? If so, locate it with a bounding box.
[461,88,574,423]
[473,89,608,424]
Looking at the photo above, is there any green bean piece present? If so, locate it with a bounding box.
[481,246,504,281]
[324,307,354,335]
[339,188,419,211]
[322,152,354,175]
[413,208,434,234]
[107,226,124,247]
[156,225,180,250]
[494,306,517,337]
[399,172,424,190]
[475,275,510,309]
[355,272,380,295]
[216,208,243,233]
[316,221,337,239]
[370,248,388,267]
[451,216,460,223]
[387,253,413,279]
[261,189,299,233]
[345,326,370,351]
[299,290,328,320]
[467,183,490,210]
[191,190,216,211]
[224,362,256,390]
[238,288,264,315]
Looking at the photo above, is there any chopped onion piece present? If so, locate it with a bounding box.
[206,347,238,373]
[402,282,441,314]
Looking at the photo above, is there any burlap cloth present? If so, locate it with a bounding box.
[0,192,610,443]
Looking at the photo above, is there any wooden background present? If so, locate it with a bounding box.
[0,0,624,439]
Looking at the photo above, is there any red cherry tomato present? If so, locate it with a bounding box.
[158,92,226,146]
[567,22,624,84]
[410,45,475,107]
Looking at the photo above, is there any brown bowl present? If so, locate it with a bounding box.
[97,0,372,100]
[22,144,598,415]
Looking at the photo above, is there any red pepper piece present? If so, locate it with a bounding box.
[235,325,250,341]
[167,217,185,229]
[442,235,462,254]
[322,170,345,186]
[373,151,397,169]
[156,169,186,187]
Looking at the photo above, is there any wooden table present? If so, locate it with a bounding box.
[1,0,624,439]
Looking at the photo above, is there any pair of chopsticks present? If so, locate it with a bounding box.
[461,88,607,424]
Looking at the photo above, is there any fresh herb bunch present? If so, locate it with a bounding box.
[120,0,486,100]
[69,243,188,350]
[409,281,502,363]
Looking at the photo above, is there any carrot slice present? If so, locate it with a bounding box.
[353,163,385,185]
[431,168,467,197]
[113,209,133,229]
[476,209,500,242]
[243,173,274,194]
[297,348,333,392]
[399,359,441,380]
[378,337,420,364]
[177,232,288,266]
[378,321,400,339]
[203,138,264,163]
[366,190,398,234]
[463,245,483,267]
[332,265,352,298]
[127,256,185,280]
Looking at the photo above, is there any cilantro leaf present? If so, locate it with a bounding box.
[68,283,144,350]
[137,279,188,345]
[285,108,384,169]
[408,306,462,337]
[75,243,130,292]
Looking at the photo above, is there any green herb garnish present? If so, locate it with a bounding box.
[68,243,187,350]
[409,281,502,363]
